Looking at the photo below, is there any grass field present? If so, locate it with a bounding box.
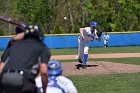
[0,46,140,93]
[50,46,140,93]
[1,46,140,55]
[50,46,140,55]
[59,57,140,65]
[69,73,140,93]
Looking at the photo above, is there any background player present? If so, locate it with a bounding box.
[35,60,78,93]
[103,32,110,48]
[78,21,101,69]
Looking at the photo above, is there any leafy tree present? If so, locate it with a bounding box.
[0,0,140,35]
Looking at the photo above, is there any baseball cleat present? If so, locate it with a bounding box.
[82,64,87,69]
[75,64,83,70]
[78,59,83,64]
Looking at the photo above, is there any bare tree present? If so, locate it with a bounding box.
[81,0,87,27]
[66,0,74,33]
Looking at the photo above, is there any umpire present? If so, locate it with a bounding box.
[0,25,51,93]
[0,23,28,62]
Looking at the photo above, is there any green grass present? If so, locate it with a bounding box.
[69,73,140,93]
[0,51,3,56]
[50,46,140,55]
[1,46,140,56]
[60,57,140,65]
[92,58,140,65]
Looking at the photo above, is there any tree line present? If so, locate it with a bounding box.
[0,0,139,35]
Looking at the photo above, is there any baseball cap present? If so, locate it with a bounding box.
[91,21,97,27]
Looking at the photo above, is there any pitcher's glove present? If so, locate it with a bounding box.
[97,30,103,37]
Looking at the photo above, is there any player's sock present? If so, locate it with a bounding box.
[106,44,108,48]
[105,44,107,48]
[83,54,88,65]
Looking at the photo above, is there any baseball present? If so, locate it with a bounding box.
[64,17,67,20]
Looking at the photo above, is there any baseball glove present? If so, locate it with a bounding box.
[97,30,103,37]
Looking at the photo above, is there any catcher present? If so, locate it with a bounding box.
[35,60,78,93]
[77,21,102,69]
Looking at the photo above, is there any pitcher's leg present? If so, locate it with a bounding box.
[78,43,84,63]
[83,47,89,65]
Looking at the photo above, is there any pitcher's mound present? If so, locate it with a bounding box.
[62,62,140,76]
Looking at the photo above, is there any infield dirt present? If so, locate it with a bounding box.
[51,53,140,76]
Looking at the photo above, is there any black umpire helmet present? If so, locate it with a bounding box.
[15,22,29,34]
[24,25,44,42]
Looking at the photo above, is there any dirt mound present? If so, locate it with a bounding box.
[62,62,140,76]
[51,53,140,76]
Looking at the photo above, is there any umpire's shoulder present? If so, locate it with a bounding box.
[42,43,50,49]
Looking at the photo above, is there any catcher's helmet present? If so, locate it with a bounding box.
[48,60,63,76]
[91,21,97,27]
[15,22,29,34]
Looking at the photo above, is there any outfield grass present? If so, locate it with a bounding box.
[0,52,3,56]
[50,46,140,55]
[60,57,140,65]
[92,58,140,65]
[1,46,140,55]
[69,73,140,93]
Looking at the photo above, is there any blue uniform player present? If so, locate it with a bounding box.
[103,32,110,48]
[35,60,78,93]
[78,21,101,69]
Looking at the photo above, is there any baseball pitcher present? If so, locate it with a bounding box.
[78,21,102,69]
